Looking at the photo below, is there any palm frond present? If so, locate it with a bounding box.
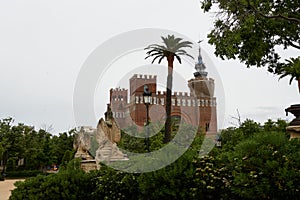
[175,54,182,64]
[277,56,300,84]
[177,52,194,59]
[145,49,163,56]
[158,55,165,64]
[145,34,194,64]
[151,55,165,64]
[290,76,295,84]
[146,52,164,57]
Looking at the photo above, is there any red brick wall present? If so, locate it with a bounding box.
[109,74,218,134]
[129,74,157,96]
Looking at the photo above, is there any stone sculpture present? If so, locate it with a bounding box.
[74,126,95,160]
[74,104,128,171]
[95,105,128,168]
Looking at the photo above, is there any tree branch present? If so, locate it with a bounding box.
[244,0,300,24]
[258,13,300,25]
[286,40,300,50]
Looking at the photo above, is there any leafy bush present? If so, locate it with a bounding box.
[10,159,97,200]
[92,166,139,200]
[225,132,300,199]
[5,170,43,178]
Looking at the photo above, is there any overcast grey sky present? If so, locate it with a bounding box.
[0,0,299,134]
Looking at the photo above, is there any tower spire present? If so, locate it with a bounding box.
[194,42,208,78]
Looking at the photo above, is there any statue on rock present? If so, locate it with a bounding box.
[73,127,98,172]
[74,127,95,160]
[95,104,128,168]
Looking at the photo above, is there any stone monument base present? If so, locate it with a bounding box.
[286,126,300,139]
[80,160,97,172]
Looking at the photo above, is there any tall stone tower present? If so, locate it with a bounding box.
[188,46,217,133]
[129,74,157,127]
[110,88,128,128]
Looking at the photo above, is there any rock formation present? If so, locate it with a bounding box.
[74,104,128,171]
[74,126,96,160]
[95,105,128,168]
[73,127,97,172]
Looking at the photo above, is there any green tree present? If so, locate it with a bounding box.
[0,117,77,174]
[118,123,165,153]
[0,118,25,173]
[239,119,261,137]
[145,35,193,143]
[93,165,139,200]
[10,159,97,200]
[263,119,288,133]
[223,131,300,199]
[50,130,75,165]
[118,129,148,153]
[60,150,75,169]
[201,0,300,92]
[136,135,204,200]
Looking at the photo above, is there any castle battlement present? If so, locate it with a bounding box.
[110,88,127,92]
[130,74,157,80]
[110,88,128,102]
[188,77,215,82]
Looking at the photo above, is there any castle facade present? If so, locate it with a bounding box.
[108,48,217,134]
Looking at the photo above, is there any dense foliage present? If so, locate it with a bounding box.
[9,119,300,199]
[10,159,97,200]
[201,0,300,91]
[0,117,75,177]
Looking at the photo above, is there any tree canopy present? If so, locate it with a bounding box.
[0,118,75,176]
[201,0,300,91]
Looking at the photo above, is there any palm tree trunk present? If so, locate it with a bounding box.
[164,56,174,143]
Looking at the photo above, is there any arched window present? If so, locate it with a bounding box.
[205,123,210,132]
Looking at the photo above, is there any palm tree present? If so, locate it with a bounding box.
[145,35,193,143]
[277,57,300,93]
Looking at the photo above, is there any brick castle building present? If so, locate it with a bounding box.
[108,47,217,134]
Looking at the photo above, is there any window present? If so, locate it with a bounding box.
[140,96,143,104]
[182,99,186,106]
[172,98,175,106]
[187,99,191,106]
[177,98,181,106]
[205,123,210,132]
[135,96,139,104]
[213,100,217,107]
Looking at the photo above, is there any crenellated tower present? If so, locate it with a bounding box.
[188,45,217,133]
[110,88,128,128]
[129,74,157,127]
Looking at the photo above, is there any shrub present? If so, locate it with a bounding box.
[5,170,43,178]
[10,159,97,200]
